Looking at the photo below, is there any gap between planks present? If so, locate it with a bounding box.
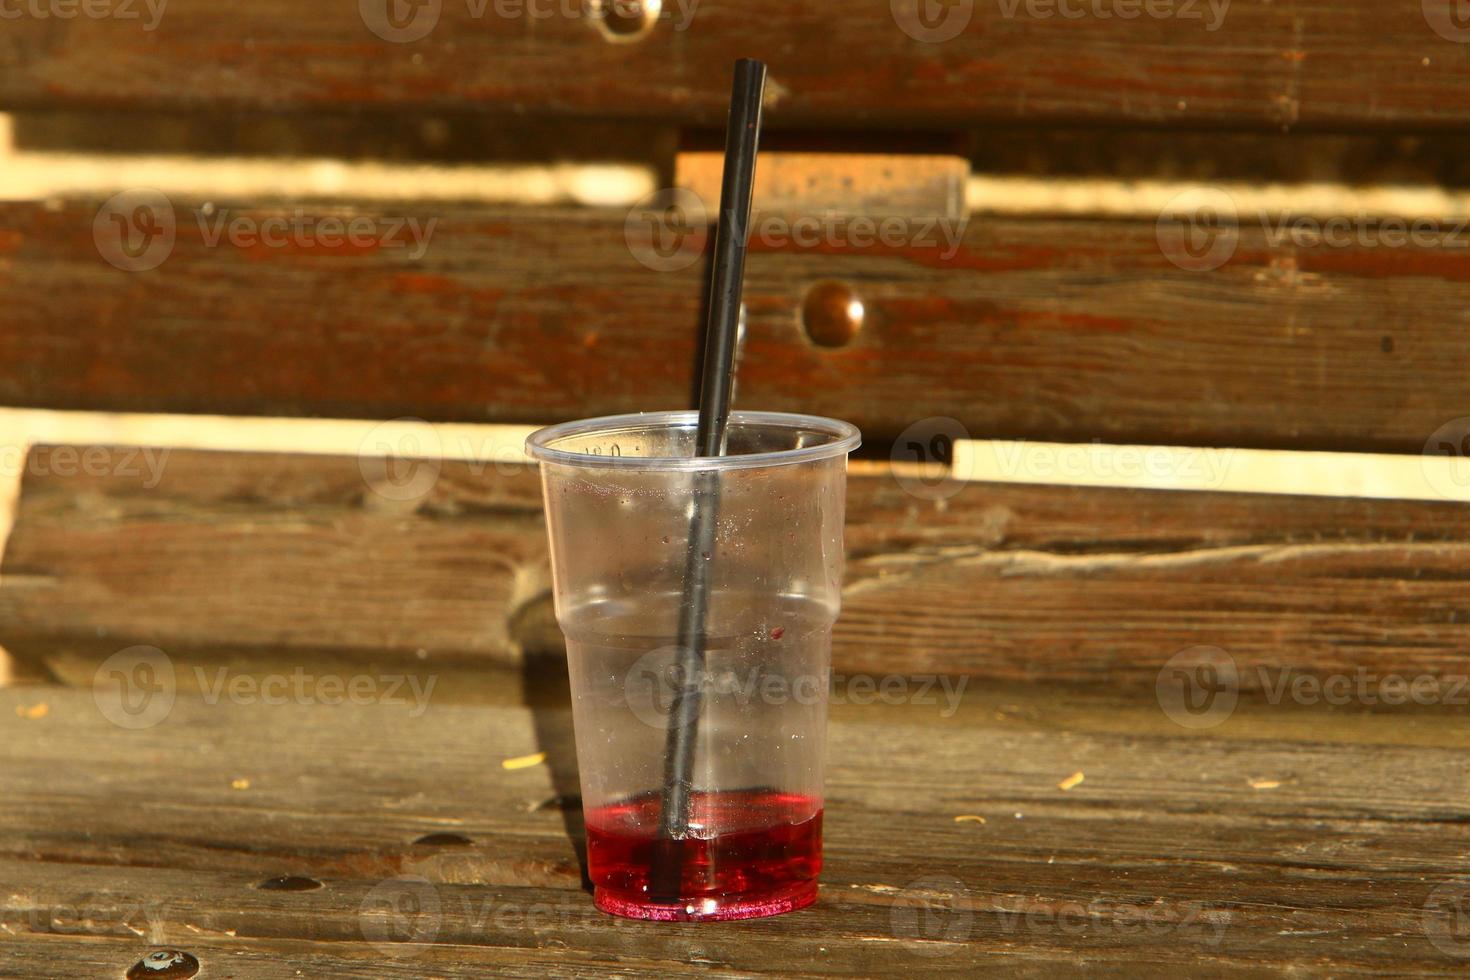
[0,406,1465,551]
[3,121,1470,223]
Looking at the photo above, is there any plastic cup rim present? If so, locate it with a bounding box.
[525,410,862,472]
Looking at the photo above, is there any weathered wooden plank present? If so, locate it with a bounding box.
[3,685,1469,975]
[0,1,1466,130]
[2,934,757,980]
[5,447,1470,688]
[5,200,1470,452]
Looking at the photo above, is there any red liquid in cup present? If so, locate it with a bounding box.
[585,788,822,921]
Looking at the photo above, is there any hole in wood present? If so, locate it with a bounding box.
[413,832,476,846]
[126,951,200,980]
[802,281,865,348]
[256,875,324,892]
[590,0,660,41]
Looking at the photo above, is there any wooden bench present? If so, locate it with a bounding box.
[4,2,1470,975]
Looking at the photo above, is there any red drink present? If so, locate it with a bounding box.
[585,788,823,921]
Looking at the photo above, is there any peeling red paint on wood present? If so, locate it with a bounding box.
[1,2,1466,128]
[5,199,1470,453]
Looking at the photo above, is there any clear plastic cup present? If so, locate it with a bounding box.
[526,411,860,921]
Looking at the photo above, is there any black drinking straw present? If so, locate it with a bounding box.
[650,58,767,899]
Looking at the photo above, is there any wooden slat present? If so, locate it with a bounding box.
[3,683,1469,975]
[0,2,1467,129]
[5,446,1470,687]
[675,152,969,222]
[6,200,1470,452]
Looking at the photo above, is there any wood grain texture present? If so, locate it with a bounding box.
[5,447,1470,688]
[0,1,1467,130]
[675,152,970,222]
[6,199,1470,452]
[3,683,1470,976]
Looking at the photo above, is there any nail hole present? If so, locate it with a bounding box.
[590,0,660,41]
[413,832,475,846]
[256,875,324,892]
[127,950,200,980]
[802,281,865,348]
